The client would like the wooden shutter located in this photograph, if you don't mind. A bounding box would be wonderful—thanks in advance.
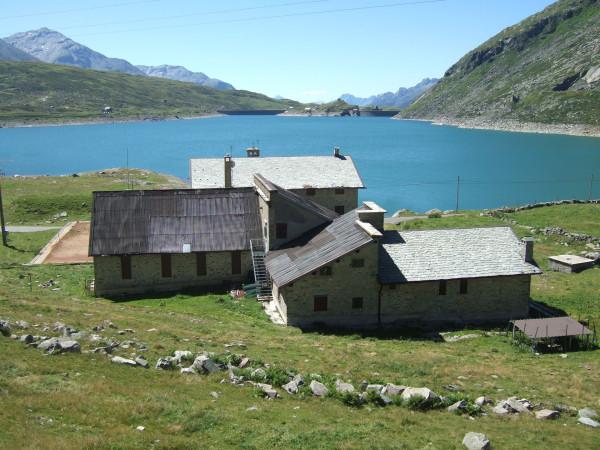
[231,251,241,275]
[161,254,172,278]
[276,223,287,239]
[196,252,207,276]
[459,279,468,294]
[314,295,328,312]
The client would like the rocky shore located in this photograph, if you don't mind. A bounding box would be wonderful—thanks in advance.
[399,117,600,138]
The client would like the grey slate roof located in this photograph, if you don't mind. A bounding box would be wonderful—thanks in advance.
[190,155,364,189]
[379,227,541,284]
[265,210,374,287]
[89,188,261,256]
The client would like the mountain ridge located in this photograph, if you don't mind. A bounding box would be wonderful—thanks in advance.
[136,64,233,90]
[0,38,38,62]
[400,0,600,126]
[341,78,438,108]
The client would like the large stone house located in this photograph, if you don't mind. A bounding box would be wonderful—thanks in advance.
[90,147,541,327]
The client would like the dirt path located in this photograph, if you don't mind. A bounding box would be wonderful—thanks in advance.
[43,222,92,264]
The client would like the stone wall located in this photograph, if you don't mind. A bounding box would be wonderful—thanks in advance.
[276,240,380,327]
[94,251,252,297]
[289,187,359,214]
[380,275,531,326]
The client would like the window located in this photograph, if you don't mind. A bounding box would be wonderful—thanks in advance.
[276,223,288,239]
[319,266,332,276]
[351,258,364,268]
[334,205,345,215]
[161,254,172,278]
[352,297,363,309]
[231,251,242,275]
[335,188,345,195]
[439,280,447,295]
[305,188,316,196]
[196,252,207,276]
[459,279,468,294]
[389,284,396,290]
[314,295,328,312]
[120,255,132,280]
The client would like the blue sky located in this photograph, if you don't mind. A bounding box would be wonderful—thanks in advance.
[2,0,556,102]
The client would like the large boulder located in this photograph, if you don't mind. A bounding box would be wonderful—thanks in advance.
[309,380,328,397]
[282,380,299,395]
[579,407,598,419]
[335,380,355,394]
[462,432,490,450]
[58,340,81,353]
[401,387,440,403]
[191,355,223,373]
[37,337,60,352]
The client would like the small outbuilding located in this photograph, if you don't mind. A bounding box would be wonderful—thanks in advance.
[548,254,595,273]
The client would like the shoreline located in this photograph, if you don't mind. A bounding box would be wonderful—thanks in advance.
[0,113,223,129]
[397,117,600,138]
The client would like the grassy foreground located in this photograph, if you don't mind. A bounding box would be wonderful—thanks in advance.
[0,177,599,449]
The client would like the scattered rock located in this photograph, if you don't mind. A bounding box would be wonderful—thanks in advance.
[155,357,174,370]
[20,334,34,344]
[381,383,405,397]
[535,409,560,420]
[292,374,305,386]
[578,417,600,428]
[366,384,384,393]
[448,400,468,413]
[443,333,480,343]
[426,208,442,218]
[246,406,258,412]
[256,383,279,399]
[173,350,193,364]
[0,319,11,336]
[493,397,531,415]
[238,357,250,369]
[58,340,81,353]
[444,384,461,392]
[335,380,355,394]
[309,380,328,397]
[462,432,490,450]
[180,367,197,375]
[191,355,223,373]
[135,356,149,368]
[111,356,137,366]
[15,320,29,330]
[475,396,492,407]
[136,426,145,432]
[579,407,598,419]
[251,368,267,380]
[282,380,299,394]
[401,387,440,403]
[210,391,220,399]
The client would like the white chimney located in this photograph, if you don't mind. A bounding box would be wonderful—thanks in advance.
[224,155,233,188]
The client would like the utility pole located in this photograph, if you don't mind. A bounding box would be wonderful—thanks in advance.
[0,172,7,247]
[589,174,595,201]
[126,147,131,190]
[455,175,461,211]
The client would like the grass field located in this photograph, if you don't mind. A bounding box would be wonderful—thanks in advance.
[0,176,599,449]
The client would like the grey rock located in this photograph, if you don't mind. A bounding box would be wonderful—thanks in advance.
[238,357,250,368]
[462,432,490,450]
[578,417,600,428]
[58,340,81,353]
[379,394,393,405]
[15,320,29,329]
[210,391,220,399]
[535,409,560,420]
[0,319,11,336]
[251,368,267,380]
[506,397,532,413]
[111,356,137,366]
[475,396,491,407]
[579,407,598,419]
[292,374,305,386]
[401,387,440,402]
[20,334,34,344]
[448,400,468,413]
[135,356,149,368]
[366,384,384,393]
[180,367,197,375]
[335,380,355,394]
[155,357,174,370]
[381,383,405,397]
[282,380,299,394]
[173,350,193,364]
[309,380,328,397]
[191,355,223,373]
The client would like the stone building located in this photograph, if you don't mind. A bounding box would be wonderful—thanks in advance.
[189,147,364,214]
[89,188,261,296]
[90,147,541,328]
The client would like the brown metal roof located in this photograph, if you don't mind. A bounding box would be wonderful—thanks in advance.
[265,210,374,287]
[89,188,261,256]
[511,317,592,339]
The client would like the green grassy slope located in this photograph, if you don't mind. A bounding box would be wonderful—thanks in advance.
[401,0,600,125]
[0,61,300,124]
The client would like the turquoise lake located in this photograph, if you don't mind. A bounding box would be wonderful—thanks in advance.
[1,116,599,212]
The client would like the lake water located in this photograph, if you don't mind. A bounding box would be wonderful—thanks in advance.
[1,116,599,212]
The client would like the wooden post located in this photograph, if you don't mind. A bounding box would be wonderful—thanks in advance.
[455,176,461,211]
[0,177,7,247]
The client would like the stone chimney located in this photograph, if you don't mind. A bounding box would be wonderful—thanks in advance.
[246,146,260,157]
[522,237,534,263]
[357,201,386,233]
[224,155,233,188]
[333,146,341,158]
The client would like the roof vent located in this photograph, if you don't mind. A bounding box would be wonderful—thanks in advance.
[224,155,233,188]
[246,146,260,157]
[333,146,341,158]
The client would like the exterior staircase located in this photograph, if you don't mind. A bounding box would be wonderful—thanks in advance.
[250,239,272,302]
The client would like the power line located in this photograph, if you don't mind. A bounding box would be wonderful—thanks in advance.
[60,0,331,31]
[72,0,447,37]
[0,0,163,21]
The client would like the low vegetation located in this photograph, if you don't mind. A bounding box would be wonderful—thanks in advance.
[0,62,301,125]
[0,175,598,448]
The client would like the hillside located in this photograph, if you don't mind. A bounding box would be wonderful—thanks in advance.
[0,61,298,124]
[0,38,37,62]
[136,65,233,90]
[341,78,438,108]
[400,0,600,127]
